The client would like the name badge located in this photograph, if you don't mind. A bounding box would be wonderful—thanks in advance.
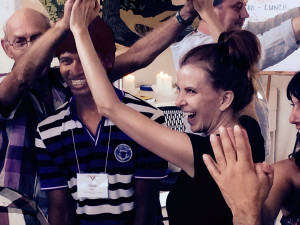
[77,173,109,198]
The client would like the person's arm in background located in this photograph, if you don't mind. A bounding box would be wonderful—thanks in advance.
[261,160,295,224]
[203,125,273,225]
[109,0,197,82]
[110,0,225,82]
[0,0,73,111]
[133,179,162,225]
[257,14,300,70]
[245,7,300,35]
[48,189,76,225]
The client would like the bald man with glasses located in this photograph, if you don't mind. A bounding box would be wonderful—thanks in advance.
[0,5,73,222]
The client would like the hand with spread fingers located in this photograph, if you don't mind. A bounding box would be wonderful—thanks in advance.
[203,125,273,225]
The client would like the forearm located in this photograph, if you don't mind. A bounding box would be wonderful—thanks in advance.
[246,7,300,35]
[0,20,69,108]
[14,19,69,81]
[110,6,197,82]
[48,189,75,225]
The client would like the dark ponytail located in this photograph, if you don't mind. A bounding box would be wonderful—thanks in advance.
[179,30,261,113]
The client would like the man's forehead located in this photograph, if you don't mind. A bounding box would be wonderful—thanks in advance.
[6,10,47,31]
[6,21,46,40]
[60,52,79,58]
[223,0,246,6]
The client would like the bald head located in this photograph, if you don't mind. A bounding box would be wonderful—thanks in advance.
[2,8,51,62]
[4,8,50,39]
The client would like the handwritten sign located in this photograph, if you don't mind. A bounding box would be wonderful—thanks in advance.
[246,0,300,22]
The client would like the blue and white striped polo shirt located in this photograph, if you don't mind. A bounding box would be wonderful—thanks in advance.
[35,88,167,224]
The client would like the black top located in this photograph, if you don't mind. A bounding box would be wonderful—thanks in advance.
[166,115,265,225]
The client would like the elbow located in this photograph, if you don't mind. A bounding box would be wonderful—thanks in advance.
[12,68,35,89]
[135,55,156,70]
[95,100,117,118]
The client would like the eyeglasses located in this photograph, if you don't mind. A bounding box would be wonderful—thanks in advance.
[6,34,42,50]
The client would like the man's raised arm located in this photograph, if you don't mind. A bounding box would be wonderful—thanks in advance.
[110,0,197,82]
[0,0,73,110]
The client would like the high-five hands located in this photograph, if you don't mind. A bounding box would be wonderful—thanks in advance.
[70,0,100,35]
[203,125,273,225]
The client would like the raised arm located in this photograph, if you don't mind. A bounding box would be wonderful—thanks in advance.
[257,15,300,70]
[110,0,225,82]
[109,0,197,82]
[70,0,195,177]
[0,0,73,110]
[245,7,300,35]
[203,125,273,225]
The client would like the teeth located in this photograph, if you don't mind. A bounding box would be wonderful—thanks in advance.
[183,112,195,117]
[71,79,86,86]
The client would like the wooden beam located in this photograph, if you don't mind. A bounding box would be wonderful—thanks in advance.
[259,71,295,101]
[259,71,295,76]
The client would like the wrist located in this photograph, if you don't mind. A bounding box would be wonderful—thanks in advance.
[55,18,69,31]
[232,209,261,225]
[178,7,197,25]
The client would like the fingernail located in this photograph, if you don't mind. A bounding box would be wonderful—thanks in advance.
[234,125,241,132]
[210,134,216,141]
[219,126,225,133]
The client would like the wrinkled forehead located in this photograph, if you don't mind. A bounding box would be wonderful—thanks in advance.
[218,0,247,7]
[5,11,48,39]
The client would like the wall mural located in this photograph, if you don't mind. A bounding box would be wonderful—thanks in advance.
[39,0,195,49]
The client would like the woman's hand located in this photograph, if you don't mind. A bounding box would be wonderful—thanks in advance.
[203,125,273,225]
[70,0,100,35]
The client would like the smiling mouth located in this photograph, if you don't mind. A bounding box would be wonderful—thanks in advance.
[183,111,196,119]
[71,79,86,86]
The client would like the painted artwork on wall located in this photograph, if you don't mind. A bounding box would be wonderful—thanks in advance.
[39,0,190,47]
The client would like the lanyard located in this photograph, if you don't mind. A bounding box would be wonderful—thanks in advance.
[71,121,112,174]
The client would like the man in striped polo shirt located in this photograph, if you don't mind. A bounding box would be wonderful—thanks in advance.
[35,16,168,225]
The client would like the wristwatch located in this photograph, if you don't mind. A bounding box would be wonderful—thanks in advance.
[175,10,193,26]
